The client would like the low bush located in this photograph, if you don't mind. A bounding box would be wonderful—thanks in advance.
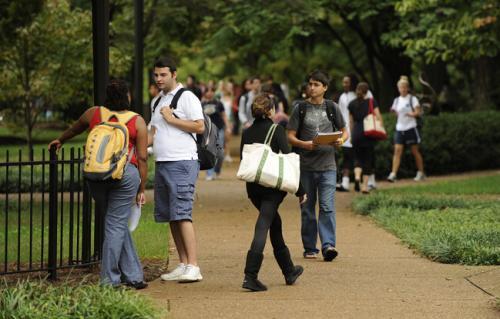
[0,280,161,319]
[363,111,500,178]
[352,176,500,265]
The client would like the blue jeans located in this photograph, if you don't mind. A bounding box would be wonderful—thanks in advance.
[206,127,225,177]
[88,164,144,286]
[300,169,337,255]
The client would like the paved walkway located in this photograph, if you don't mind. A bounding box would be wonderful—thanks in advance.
[141,163,499,319]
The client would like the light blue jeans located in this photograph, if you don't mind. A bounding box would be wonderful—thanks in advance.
[206,127,225,177]
[88,164,144,286]
[300,169,337,256]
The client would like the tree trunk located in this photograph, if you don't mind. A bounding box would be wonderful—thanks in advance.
[25,101,34,151]
[473,56,492,110]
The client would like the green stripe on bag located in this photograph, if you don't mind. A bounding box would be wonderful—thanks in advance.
[255,149,269,184]
[276,157,284,190]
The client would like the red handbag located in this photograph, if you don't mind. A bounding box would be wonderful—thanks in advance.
[363,99,387,140]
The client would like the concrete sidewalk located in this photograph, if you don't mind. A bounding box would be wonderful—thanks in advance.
[140,164,499,319]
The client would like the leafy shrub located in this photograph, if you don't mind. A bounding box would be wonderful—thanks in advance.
[0,280,161,319]
[352,192,500,265]
[351,193,474,215]
[369,111,500,177]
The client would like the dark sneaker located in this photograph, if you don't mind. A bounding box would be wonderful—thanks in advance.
[285,266,304,285]
[125,281,148,290]
[337,185,349,192]
[354,180,360,192]
[323,247,338,262]
[242,276,267,292]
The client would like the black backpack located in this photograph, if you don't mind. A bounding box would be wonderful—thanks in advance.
[153,88,223,170]
[296,99,339,134]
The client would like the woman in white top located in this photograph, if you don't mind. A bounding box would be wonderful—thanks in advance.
[220,81,235,162]
[387,76,425,182]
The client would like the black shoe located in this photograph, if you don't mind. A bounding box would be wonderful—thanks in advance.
[337,185,349,192]
[285,265,304,285]
[243,250,267,292]
[242,275,267,292]
[354,180,360,192]
[125,281,148,290]
[274,247,304,285]
[323,247,338,262]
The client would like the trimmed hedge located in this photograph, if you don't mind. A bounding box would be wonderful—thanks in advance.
[369,111,500,178]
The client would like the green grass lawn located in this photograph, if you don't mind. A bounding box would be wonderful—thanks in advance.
[0,279,162,318]
[0,199,168,268]
[352,175,500,265]
[0,126,166,268]
[383,174,500,195]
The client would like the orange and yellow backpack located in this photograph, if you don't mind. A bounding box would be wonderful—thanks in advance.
[83,107,137,181]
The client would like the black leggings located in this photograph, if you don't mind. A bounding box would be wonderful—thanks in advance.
[353,145,375,175]
[249,193,287,253]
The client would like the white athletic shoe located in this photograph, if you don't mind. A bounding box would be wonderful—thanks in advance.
[414,171,426,181]
[387,172,396,183]
[160,263,186,281]
[178,264,203,282]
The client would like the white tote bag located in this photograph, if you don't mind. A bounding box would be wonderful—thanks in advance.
[237,124,300,194]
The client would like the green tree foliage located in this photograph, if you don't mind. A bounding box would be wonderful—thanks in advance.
[0,0,131,148]
[0,0,92,148]
[386,0,500,62]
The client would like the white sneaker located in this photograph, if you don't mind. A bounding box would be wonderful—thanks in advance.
[387,172,396,183]
[224,155,233,163]
[160,263,186,281]
[205,175,215,181]
[414,171,426,181]
[178,264,203,282]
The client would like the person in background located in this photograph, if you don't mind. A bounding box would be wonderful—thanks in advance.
[240,93,306,292]
[348,82,383,194]
[238,76,261,130]
[336,74,359,191]
[186,74,202,100]
[202,85,230,180]
[220,81,235,162]
[387,76,426,182]
[48,79,148,289]
[261,83,289,127]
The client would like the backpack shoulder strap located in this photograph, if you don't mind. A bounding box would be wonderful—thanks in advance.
[100,107,137,124]
[294,101,307,139]
[152,95,162,114]
[99,107,111,122]
[408,94,414,110]
[114,111,138,124]
[325,99,339,131]
[170,88,187,110]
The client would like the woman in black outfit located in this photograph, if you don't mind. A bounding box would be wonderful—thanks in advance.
[240,94,307,292]
[348,82,383,194]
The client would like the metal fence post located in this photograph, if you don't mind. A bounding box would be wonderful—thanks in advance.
[81,177,92,264]
[48,146,58,280]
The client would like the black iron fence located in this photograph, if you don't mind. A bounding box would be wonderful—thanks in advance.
[0,147,103,279]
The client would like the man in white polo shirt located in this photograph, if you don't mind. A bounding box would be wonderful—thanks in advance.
[148,57,205,282]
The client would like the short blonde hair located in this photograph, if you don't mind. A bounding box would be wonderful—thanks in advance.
[397,75,410,87]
